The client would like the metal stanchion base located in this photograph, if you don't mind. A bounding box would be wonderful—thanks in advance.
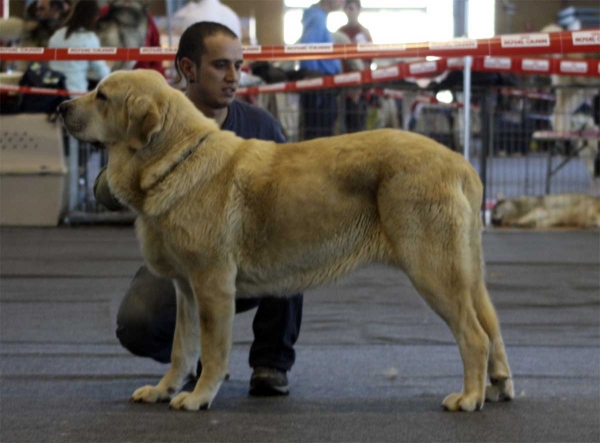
[63,211,136,225]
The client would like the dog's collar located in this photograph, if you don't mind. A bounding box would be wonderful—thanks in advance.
[144,132,212,193]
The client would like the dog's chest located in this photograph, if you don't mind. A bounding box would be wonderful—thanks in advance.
[135,218,208,278]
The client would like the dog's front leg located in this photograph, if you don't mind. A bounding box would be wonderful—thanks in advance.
[131,277,200,403]
[511,207,547,228]
[170,266,236,411]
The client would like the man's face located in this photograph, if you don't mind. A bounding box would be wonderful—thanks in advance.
[36,0,52,19]
[328,0,345,11]
[344,2,360,22]
[191,34,244,110]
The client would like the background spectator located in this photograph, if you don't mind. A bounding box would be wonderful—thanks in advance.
[24,0,67,47]
[98,0,165,76]
[173,0,242,39]
[48,0,110,93]
[298,0,344,140]
[337,0,372,133]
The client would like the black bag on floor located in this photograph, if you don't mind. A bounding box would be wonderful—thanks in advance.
[19,62,68,114]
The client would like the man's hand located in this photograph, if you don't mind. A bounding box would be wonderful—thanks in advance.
[93,167,125,211]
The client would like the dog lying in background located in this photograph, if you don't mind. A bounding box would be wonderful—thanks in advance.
[492,194,600,229]
[96,0,149,72]
[60,69,514,413]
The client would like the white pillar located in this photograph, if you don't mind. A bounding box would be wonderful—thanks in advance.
[462,0,471,162]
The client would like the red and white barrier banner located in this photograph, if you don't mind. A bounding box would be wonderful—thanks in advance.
[370,89,480,110]
[0,84,86,97]
[1,29,599,62]
[2,55,597,99]
[236,55,599,95]
[497,88,555,101]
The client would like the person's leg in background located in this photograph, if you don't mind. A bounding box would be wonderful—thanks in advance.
[302,91,338,140]
[345,88,367,133]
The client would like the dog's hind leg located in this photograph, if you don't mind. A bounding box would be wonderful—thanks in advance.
[473,279,514,402]
[469,234,514,402]
[397,235,490,411]
[383,194,492,411]
[131,277,200,403]
[170,266,236,411]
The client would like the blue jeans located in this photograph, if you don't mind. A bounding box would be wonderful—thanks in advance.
[116,266,303,372]
[301,91,338,140]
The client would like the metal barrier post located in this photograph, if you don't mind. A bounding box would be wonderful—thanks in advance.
[463,56,472,162]
[480,89,493,222]
[67,135,79,212]
[545,141,555,194]
[338,89,346,135]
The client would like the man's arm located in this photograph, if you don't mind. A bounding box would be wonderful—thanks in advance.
[93,167,125,211]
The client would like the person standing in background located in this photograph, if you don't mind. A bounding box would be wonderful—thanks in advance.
[338,0,372,46]
[98,0,166,76]
[48,0,111,212]
[24,0,67,48]
[48,0,111,93]
[298,0,344,140]
[338,0,372,133]
[173,0,242,39]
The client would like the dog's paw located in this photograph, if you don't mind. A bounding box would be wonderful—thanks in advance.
[130,385,172,403]
[169,391,211,411]
[486,377,514,402]
[442,392,484,412]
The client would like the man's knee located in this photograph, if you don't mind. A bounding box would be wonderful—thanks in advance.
[115,266,176,363]
[116,296,170,362]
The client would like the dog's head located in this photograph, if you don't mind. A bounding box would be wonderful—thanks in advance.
[59,69,168,149]
[490,199,516,226]
[60,69,221,215]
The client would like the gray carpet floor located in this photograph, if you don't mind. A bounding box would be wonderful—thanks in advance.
[1,227,599,442]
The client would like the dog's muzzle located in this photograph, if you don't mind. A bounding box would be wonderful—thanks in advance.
[57,100,72,118]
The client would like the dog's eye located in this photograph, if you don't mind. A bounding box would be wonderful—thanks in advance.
[97,91,108,101]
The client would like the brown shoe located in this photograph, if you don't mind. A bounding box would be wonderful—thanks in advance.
[249,367,289,396]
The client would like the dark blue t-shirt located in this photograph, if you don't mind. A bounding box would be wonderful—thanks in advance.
[222,99,286,143]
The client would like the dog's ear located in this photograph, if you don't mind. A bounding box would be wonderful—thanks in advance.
[126,95,161,149]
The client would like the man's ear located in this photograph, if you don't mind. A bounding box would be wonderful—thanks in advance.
[126,95,162,149]
[178,57,197,83]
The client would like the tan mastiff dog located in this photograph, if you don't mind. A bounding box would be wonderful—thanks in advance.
[492,194,600,229]
[59,69,514,412]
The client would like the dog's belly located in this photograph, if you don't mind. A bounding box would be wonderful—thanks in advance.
[234,221,389,297]
[235,253,369,297]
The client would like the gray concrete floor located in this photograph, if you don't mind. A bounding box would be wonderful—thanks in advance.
[1,227,599,442]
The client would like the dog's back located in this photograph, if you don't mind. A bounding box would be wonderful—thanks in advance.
[202,128,483,297]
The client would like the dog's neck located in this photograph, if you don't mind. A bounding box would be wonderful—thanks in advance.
[105,90,236,217]
[139,132,211,193]
[139,129,240,217]
[105,142,145,213]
